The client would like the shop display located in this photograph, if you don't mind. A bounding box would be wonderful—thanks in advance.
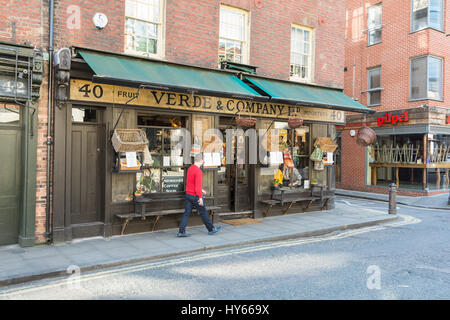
[310,146,323,162]
[111,129,149,153]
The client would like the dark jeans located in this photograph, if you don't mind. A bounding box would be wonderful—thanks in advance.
[179,194,214,234]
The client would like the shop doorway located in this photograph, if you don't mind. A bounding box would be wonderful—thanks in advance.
[217,117,252,213]
[70,107,105,225]
[0,105,22,245]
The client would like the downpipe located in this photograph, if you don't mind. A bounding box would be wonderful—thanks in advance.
[45,0,55,243]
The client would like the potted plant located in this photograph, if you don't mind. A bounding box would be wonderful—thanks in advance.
[272,179,281,190]
[311,179,318,185]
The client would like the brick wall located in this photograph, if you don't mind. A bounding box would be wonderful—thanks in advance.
[344,0,450,111]
[0,0,45,48]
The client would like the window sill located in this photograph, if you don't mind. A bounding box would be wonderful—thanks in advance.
[408,98,444,102]
[123,50,165,61]
[409,27,445,35]
[289,77,313,84]
[367,41,382,47]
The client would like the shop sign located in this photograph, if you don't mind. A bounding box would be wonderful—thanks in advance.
[69,79,346,124]
[377,112,408,126]
[0,76,28,98]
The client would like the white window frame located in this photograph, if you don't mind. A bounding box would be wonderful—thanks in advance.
[367,3,382,46]
[218,5,250,65]
[290,24,314,83]
[367,66,382,106]
[124,0,165,59]
[409,55,443,101]
[411,0,444,33]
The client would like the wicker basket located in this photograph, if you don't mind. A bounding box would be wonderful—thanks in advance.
[356,126,377,147]
[288,117,303,129]
[111,129,149,153]
[235,115,256,129]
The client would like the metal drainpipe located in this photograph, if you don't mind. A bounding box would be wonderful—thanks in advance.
[46,0,55,242]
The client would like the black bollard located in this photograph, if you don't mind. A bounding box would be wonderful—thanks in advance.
[388,183,397,214]
[447,192,450,205]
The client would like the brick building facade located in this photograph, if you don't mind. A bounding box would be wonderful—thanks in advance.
[338,0,450,196]
[0,0,354,246]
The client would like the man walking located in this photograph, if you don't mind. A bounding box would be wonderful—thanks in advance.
[177,153,222,237]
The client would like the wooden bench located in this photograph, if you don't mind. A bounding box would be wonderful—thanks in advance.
[260,185,335,216]
[116,205,221,235]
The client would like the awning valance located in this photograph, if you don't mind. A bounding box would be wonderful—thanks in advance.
[244,76,373,113]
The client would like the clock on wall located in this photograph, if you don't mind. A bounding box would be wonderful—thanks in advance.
[93,13,108,29]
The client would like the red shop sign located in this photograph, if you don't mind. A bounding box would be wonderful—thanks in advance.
[377,112,408,126]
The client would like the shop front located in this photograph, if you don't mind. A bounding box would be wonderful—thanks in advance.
[339,106,450,195]
[52,48,371,241]
[0,41,43,246]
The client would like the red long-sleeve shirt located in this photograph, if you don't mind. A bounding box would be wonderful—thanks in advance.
[185,164,203,198]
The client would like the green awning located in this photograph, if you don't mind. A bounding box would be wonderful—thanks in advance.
[245,76,373,113]
[77,49,264,100]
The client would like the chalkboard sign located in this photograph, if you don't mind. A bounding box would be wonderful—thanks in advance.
[162,176,184,193]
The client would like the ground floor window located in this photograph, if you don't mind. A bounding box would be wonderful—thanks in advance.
[258,121,311,194]
[369,133,450,190]
[136,113,187,194]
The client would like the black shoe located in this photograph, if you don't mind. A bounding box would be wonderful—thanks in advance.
[208,226,222,235]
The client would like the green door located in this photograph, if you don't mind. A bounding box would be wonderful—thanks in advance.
[0,125,22,245]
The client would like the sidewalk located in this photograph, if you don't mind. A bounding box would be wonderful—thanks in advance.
[0,203,397,287]
[336,189,450,210]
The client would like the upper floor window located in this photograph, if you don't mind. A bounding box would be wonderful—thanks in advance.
[219,5,249,64]
[367,67,382,106]
[368,4,382,45]
[290,25,313,82]
[125,0,164,58]
[410,55,443,100]
[411,0,443,32]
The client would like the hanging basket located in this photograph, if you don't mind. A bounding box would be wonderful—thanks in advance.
[235,115,256,129]
[356,125,377,147]
[111,129,149,153]
[288,117,303,129]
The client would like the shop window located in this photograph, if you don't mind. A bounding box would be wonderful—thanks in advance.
[258,121,311,194]
[136,114,186,194]
[0,104,20,124]
[125,0,164,58]
[410,55,442,101]
[367,4,382,46]
[219,5,249,65]
[426,134,450,190]
[367,67,381,106]
[290,24,313,82]
[371,134,428,189]
[411,0,443,32]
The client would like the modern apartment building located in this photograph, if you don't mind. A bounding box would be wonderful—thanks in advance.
[339,0,450,196]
